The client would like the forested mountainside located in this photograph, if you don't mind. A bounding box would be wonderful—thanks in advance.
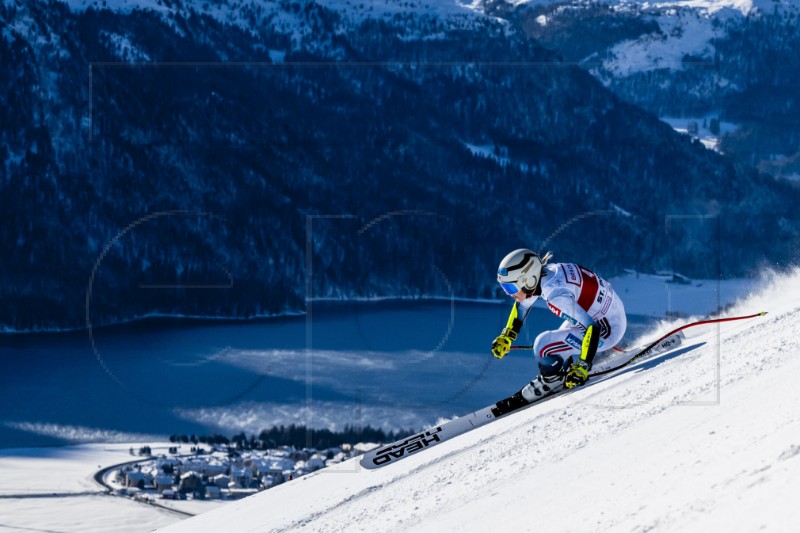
[2,0,798,330]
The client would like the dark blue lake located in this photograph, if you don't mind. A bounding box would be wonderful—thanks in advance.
[0,300,657,448]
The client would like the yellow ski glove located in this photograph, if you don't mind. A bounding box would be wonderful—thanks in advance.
[491,328,517,359]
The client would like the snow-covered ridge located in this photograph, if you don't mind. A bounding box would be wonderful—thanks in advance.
[56,0,493,29]
[600,7,723,76]
[43,0,501,55]
[504,0,800,78]
[508,0,800,16]
[58,0,479,14]
[647,0,800,16]
[156,268,800,532]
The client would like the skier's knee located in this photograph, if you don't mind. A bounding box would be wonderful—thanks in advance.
[532,331,553,358]
[538,354,568,379]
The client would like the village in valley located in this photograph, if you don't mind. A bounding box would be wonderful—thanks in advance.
[105,440,376,507]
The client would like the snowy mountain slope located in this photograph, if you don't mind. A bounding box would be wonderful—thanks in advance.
[591,0,799,78]
[487,0,800,176]
[507,0,800,15]
[57,0,494,39]
[502,0,800,76]
[157,269,800,532]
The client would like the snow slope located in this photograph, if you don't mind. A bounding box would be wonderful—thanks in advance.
[0,443,188,532]
[157,268,800,532]
[504,0,800,79]
[600,0,800,76]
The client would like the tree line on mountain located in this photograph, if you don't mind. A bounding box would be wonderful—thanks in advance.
[2,1,798,331]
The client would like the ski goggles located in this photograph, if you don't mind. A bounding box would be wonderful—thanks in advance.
[499,281,520,296]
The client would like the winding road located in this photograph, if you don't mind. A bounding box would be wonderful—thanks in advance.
[92,457,195,518]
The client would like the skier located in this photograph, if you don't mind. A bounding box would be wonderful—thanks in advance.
[492,249,627,401]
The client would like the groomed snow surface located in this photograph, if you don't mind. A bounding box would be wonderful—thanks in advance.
[158,269,800,533]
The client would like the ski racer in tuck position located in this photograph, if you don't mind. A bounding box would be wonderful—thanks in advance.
[492,249,627,401]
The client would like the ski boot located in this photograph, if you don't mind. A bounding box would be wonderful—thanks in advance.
[521,354,569,402]
[492,355,569,417]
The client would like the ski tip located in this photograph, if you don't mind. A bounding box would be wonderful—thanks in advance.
[759,311,768,317]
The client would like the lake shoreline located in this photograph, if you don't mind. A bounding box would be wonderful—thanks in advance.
[0,271,760,337]
[0,296,508,338]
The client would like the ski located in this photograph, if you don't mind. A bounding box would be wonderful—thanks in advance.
[360,312,766,470]
[360,386,565,470]
[360,330,688,470]
[588,330,685,377]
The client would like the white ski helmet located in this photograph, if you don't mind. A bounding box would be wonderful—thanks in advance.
[497,248,543,296]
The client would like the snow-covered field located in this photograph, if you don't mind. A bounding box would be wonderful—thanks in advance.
[0,443,197,532]
[156,269,800,533]
[659,116,739,151]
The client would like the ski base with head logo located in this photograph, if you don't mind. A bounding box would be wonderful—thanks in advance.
[359,389,563,470]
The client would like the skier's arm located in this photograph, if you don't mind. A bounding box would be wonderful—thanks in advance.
[504,301,528,336]
[547,294,594,329]
[491,301,533,359]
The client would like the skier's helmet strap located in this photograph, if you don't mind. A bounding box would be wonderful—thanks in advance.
[497,249,543,294]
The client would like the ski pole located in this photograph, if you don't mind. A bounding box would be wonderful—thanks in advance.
[588,311,767,376]
[509,311,766,353]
